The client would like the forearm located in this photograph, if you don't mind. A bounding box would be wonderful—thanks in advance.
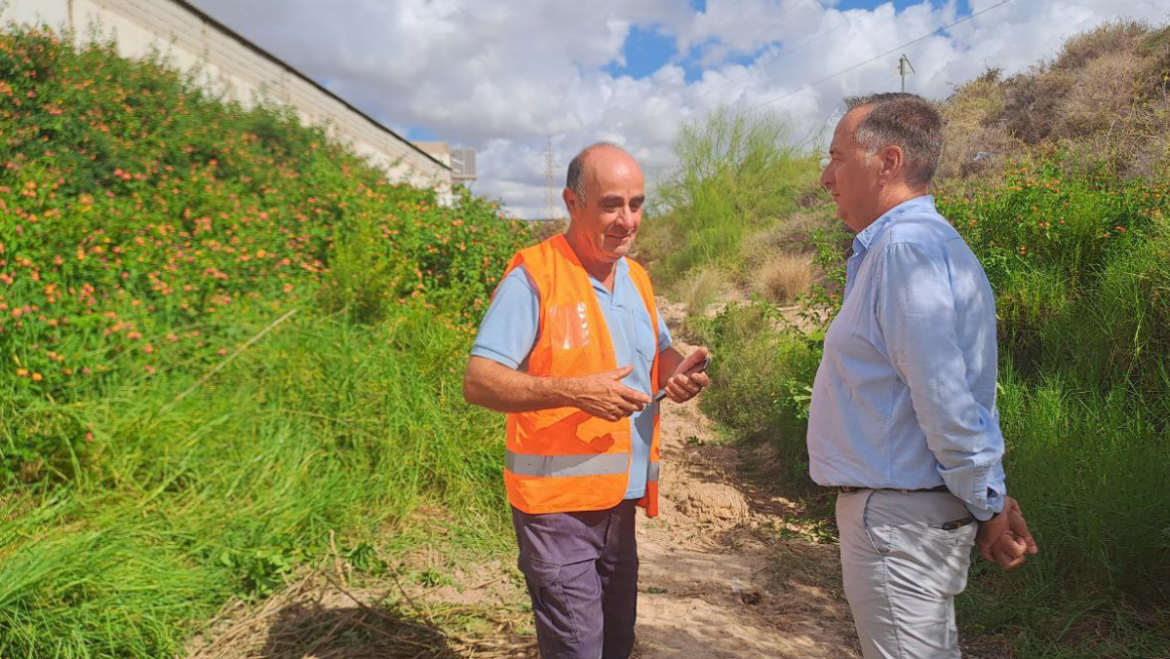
[463,356,578,413]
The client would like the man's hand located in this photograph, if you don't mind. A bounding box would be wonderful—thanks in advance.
[662,347,711,404]
[976,496,1038,570]
[570,365,653,422]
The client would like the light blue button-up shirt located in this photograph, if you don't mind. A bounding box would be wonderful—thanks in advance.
[807,195,1006,520]
[471,257,671,501]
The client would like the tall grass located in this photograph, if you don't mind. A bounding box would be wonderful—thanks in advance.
[0,26,526,656]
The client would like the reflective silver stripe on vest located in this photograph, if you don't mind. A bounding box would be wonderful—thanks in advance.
[648,461,660,482]
[505,451,629,478]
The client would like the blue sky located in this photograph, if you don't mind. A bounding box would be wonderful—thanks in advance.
[602,1,973,85]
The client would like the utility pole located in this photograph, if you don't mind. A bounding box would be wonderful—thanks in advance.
[897,54,915,93]
[543,137,561,221]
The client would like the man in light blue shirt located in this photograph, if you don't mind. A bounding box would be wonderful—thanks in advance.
[808,93,1038,659]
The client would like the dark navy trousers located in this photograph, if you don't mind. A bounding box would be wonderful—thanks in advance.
[512,500,639,659]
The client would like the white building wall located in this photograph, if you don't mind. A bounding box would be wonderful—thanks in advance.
[3,0,451,195]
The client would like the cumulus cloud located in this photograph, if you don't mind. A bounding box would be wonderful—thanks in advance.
[190,0,1170,218]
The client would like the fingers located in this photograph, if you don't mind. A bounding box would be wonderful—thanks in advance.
[665,373,703,403]
[664,382,688,403]
[608,364,635,380]
[977,515,1009,563]
[598,399,643,422]
[990,535,1028,570]
[1005,502,1039,555]
[677,346,709,373]
[617,385,652,406]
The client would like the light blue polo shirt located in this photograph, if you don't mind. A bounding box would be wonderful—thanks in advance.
[471,257,671,500]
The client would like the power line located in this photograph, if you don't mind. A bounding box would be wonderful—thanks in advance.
[741,0,1017,116]
[630,7,852,131]
[674,2,849,105]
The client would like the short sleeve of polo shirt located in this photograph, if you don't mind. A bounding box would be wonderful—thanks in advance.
[470,264,672,370]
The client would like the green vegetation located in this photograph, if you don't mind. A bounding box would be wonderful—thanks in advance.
[0,27,526,657]
[658,20,1170,658]
[638,107,822,284]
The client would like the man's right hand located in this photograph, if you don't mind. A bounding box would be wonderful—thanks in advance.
[976,496,1038,570]
[571,365,652,422]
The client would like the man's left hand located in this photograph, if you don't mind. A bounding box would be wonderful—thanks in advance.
[663,347,711,403]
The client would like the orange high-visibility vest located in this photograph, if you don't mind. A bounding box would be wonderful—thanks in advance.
[501,234,661,516]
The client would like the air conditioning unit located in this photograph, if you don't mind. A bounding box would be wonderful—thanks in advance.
[450,147,477,184]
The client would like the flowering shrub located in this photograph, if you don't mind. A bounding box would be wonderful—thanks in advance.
[0,27,527,482]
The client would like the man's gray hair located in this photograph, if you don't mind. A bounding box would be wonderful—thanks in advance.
[844,93,944,187]
[565,141,627,204]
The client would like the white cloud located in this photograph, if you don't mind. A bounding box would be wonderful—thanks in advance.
[190,0,1170,218]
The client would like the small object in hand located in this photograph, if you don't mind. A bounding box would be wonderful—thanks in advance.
[654,355,711,402]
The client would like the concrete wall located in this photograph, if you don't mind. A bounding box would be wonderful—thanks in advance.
[3,0,452,195]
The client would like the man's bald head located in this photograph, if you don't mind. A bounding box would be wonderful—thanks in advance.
[565,142,636,205]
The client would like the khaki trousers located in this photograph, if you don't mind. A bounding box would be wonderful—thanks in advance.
[836,489,978,659]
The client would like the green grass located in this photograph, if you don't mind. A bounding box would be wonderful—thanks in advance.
[0,25,526,656]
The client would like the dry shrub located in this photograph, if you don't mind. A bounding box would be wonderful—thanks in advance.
[1054,51,1143,139]
[1054,20,1150,72]
[1063,96,1170,179]
[938,70,1019,180]
[677,265,730,319]
[939,123,1021,181]
[743,212,832,264]
[752,252,813,306]
[529,219,568,243]
[938,18,1170,184]
[1002,68,1077,144]
[944,70,1006,128]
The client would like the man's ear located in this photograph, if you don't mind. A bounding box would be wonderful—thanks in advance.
[562,187,580,216]
[878,145,904,182]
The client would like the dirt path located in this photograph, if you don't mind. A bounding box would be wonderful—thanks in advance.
[188,298,859,659]
[630,298,859,658]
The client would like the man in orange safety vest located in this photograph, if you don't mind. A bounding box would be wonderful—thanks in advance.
[463,142,711,659]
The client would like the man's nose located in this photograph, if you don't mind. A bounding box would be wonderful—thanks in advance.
[616,204,636,227]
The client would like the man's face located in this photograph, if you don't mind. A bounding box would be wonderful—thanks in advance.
[820,108,883,233]
[565,147,646,263]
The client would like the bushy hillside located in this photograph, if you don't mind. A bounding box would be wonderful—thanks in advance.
[941,20,1170,181]
[0,26,527,657]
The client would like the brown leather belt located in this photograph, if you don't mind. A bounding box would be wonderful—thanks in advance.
[838,485,949,494]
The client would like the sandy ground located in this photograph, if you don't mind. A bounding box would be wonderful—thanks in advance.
[629,298,859,659]
[188,297,860,659]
